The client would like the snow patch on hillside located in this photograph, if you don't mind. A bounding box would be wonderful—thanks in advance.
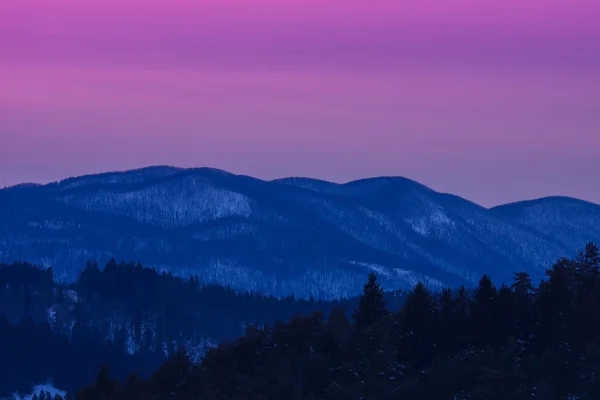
[11,384,65,400]
[194,223,258,241]
[28,220,75,230]
[407,208,455,237]
[362,208,408,241]
[350,261,392,278]
[348,261,444,290]
[58,177,252,227]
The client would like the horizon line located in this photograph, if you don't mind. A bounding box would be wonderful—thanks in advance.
[2,164,597,209]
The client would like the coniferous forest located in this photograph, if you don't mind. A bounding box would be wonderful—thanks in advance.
[3,242,600,399]
[0,259,405,397]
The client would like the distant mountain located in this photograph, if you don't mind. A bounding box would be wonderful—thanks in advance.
[0,166,598,299]
[491,197,600,251]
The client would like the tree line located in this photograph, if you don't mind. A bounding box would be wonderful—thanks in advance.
[0,259,407,397]
[8,243,600,400]
[36,242,600,399]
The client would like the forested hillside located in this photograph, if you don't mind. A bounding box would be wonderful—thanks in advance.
[3,166,599,299]
[48,242,600,400]
[0,260,407,397]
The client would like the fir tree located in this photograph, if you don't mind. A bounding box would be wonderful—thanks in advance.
[438,287,455,357]
[453,285,471,350]
[495,283,517,347]
[575,242,600,297]
[471,275,498,349]
[512,272,535,352]
[150,347,193,399]
[402,282,439,368]
[536,258,577,351]
[352,272,388,328]
[512,272,535,297]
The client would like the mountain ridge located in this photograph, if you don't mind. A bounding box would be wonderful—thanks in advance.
[1,166,598,299]
[9,165,598,208]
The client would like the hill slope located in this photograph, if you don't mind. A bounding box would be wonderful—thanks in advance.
[491,196,600,250]
[0,167,597,299]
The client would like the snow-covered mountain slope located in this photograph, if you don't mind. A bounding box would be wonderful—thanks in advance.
[0,167,597,299]
[491,197,600,250]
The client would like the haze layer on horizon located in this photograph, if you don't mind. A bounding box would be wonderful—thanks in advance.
[1,0,599,207]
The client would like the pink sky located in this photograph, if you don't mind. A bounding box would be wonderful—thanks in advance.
[1,0,599,206]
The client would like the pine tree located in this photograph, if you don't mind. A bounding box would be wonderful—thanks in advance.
[76,365,120,400]
[575,242,600,297]
[495,283,516,347]
[512,272,535,297]
[352,273,388,328]
[512,272,535,353]
[438,287,455,357]
[536,258,577,351]
[574,245,600,346]
[150,347,193,398]
[349,273,390,399]
[471,275,498,349]
[402,282,439,368]
[579,242,600,270]
[453,285,471,351]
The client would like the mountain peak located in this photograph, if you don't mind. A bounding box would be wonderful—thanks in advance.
[493,195,599,210]
[55,165,184,188]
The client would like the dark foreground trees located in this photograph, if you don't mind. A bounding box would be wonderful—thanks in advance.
[55,242,600,400]
[3,260,408,398]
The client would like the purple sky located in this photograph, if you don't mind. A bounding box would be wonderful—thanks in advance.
[1,0,599,206]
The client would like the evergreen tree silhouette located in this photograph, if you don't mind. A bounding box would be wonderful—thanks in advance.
[512,272,535,352]
[575,242,600,297]
[352,273,388,328]
[438,287,455,357]
[471,275,498,349]
[150,347,193,399]
[453,285,471,350]
[402,282,439,368]
[495,283,517,347]
[349,273,390,399]
[537,258,577,350]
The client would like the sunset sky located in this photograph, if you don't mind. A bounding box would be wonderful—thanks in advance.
[1,0,599,206]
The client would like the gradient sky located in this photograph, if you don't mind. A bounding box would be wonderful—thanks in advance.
[1,0,599,206]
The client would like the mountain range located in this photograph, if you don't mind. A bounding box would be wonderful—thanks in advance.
[1,166,599,299]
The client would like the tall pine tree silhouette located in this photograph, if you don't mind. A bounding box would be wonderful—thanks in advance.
[575,242,600,297]
[471,275,498,349]
[574,242,600,346]
[536,257,577,351]
[512,272,535,352]
[352,273,388,327]
[402,282,439,368]
[350,273,390,399]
